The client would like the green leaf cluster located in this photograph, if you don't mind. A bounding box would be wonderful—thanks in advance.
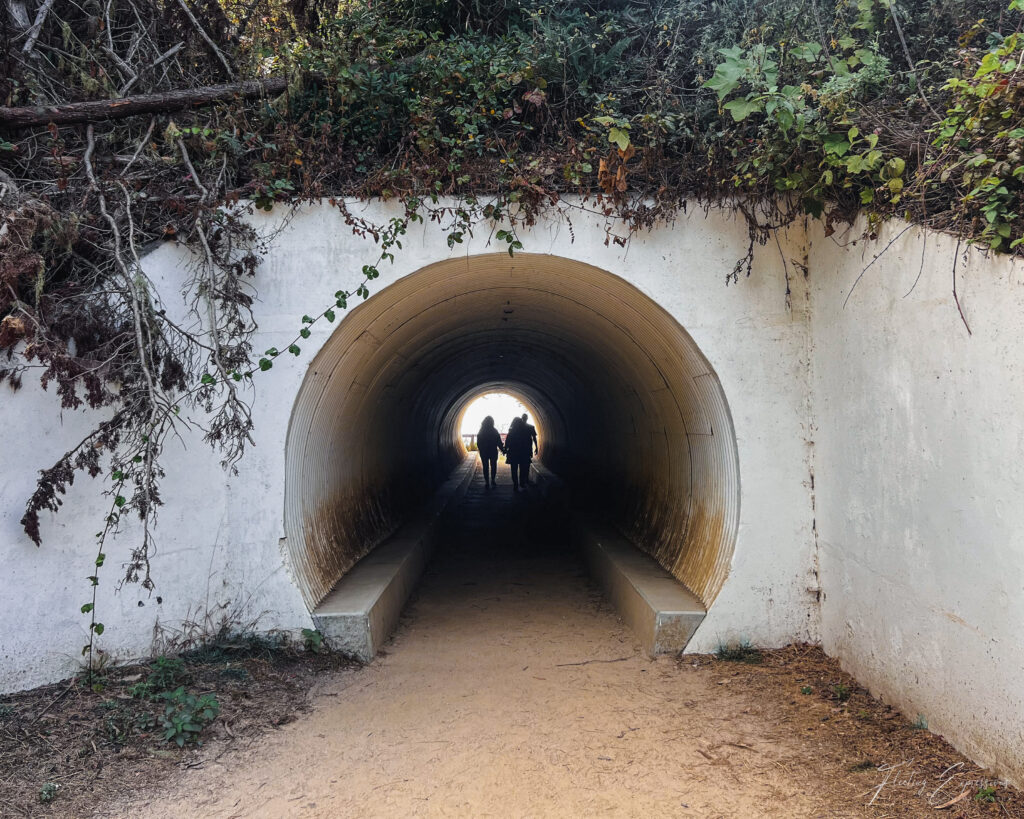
[230,0,1020,256]
[158,687,220,747]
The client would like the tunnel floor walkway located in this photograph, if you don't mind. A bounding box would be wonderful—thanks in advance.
[120,463,853,817]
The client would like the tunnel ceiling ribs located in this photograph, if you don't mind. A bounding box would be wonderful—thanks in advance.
[284,254,740,611]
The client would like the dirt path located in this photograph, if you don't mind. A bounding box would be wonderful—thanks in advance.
[109,464,1018,818]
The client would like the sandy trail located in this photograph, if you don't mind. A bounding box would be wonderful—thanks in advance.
[117,464,843,818]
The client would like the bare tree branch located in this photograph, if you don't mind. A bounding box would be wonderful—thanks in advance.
[0,77,289,128]
[173,0,234,79]
[21,0,55,55]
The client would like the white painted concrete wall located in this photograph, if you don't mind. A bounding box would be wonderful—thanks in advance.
[5,199,1021,785]
[0,200,819,691]
[808,218,1024,786]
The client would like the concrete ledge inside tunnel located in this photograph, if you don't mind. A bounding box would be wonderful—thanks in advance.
[283,253,740,632]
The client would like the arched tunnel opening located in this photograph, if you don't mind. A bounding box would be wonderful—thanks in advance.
[283,253,740,639]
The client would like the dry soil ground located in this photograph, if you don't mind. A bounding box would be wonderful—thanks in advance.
[4,462,1020,818]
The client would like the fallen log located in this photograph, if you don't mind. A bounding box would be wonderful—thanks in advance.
[0,77,291,129]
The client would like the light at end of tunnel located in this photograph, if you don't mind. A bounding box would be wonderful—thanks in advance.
[460,392,532,439]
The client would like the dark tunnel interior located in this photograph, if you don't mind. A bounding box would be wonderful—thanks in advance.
[283,254,739,611]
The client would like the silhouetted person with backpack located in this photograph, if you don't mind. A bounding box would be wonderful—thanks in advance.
[505,416,533,492]
[477,416,505,488]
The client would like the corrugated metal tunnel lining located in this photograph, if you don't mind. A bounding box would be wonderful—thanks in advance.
[283,253,739,610]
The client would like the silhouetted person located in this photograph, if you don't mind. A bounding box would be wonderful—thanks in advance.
[521,413,538,484]
[476,416,505,488]
[505,416,533,491]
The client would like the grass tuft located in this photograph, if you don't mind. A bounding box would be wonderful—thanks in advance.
[715,640,763,664]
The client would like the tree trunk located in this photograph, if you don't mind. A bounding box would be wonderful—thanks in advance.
[0,77,291,129]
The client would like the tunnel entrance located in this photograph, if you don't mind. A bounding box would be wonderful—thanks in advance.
[283,253,740,622]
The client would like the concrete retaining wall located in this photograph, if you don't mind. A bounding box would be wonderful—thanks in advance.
[0,201,818,695]
[808,218,1024,785]
[1,200,1020,785]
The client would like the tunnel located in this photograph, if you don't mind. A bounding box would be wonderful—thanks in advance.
[282,253,740,614]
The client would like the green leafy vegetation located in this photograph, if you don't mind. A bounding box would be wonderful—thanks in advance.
[1,629,353,815]
[92,654,218,745]
[158,687,221,747]
[100,698,158,745]
[38,782,59,803]
[127,656,191,700]
[301,628,325,654]
[977,785,998,802]
[831,682,852,702]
